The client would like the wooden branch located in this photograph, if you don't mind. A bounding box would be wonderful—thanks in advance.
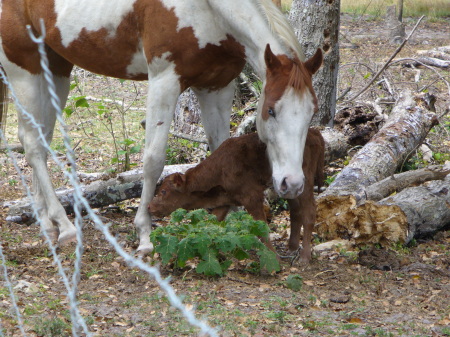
[390,58,450,98]
[413,57,450,69]
[364,165,450,201]
[345,16,425,102]
[0,143,24,153]
[4,164,196,223]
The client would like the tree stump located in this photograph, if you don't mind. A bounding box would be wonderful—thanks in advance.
[385,5,405,44]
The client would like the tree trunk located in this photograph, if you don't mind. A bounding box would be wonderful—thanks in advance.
[288,0,340,126]
[316,178,450,245]
[397,0,404,22]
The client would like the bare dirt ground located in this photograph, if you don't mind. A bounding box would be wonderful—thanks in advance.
[1,15,450,337]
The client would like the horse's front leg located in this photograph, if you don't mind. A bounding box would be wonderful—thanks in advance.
[192,81,235,151]
[134,73,181,255]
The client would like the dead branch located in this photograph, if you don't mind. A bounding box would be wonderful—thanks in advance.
[364,165,450,201]
[390,58,450,97]
[345,16,425,102]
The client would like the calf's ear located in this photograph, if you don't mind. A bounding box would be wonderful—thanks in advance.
[171,173,186,191]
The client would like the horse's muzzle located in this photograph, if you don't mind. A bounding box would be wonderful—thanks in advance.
[275,175,304,199]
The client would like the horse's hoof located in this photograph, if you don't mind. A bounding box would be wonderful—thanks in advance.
[58,228,78,245]
[41,229,59,243]
[137,243,154,257]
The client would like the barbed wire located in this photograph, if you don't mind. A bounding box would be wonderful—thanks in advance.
[0,19,218,337]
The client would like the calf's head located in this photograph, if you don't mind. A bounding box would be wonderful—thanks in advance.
[148,173,189,217]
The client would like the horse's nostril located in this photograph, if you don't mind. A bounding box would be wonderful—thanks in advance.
[281,177,288,192]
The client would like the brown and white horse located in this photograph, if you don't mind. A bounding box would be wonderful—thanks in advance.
[0,0,322,254]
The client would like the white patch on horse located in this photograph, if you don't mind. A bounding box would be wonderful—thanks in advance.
[257,87,315,198]
[146,52,176,78]
[126,40,148,77]
[54,0,137,47]
[160,0,228,48]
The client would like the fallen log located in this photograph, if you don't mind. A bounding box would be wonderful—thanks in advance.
[316,177,450,245]
[364,165,450,201]
[0,143,24,153]
[4,164,195,222]
[316,91,444,245]
[413,57,450,69]
[319,91,438,204]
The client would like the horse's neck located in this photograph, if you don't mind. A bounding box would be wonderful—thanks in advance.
[208,0,289,78]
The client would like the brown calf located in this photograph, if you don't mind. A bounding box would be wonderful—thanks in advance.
[149,128,325,263]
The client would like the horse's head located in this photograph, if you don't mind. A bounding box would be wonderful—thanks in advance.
[256,44,322,199]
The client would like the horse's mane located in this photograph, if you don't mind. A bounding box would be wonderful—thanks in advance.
[256,0,305,61]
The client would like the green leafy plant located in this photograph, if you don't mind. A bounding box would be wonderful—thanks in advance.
[150,209,280,276]
[285,274,303,291]
[63,76,143,172]
[33,317,70,337]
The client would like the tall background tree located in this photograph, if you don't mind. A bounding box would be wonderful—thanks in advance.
[288,0,340,126]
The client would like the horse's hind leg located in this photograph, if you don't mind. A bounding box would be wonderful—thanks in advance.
[192,81,235,151]
[8,62,76,244]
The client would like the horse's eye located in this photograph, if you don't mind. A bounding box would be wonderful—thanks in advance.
[161,190,167,196]
[268,107,276,118]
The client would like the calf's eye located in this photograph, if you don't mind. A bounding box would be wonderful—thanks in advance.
[268,107,276,118]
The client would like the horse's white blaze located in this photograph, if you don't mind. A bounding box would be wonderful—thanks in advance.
[54,0,137,47]
[257,87,315,199]
[160,0,228,49]
[126,41,148,77]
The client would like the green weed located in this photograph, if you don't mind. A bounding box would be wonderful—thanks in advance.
[150,209,280,276]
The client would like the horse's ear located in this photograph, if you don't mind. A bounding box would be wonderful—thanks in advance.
[304,48,323,75]
[264,44,282,70]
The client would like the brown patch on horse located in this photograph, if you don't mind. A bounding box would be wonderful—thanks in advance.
[261,45,322,120]
[2,0,245,89]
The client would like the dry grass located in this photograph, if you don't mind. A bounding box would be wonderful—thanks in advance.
[282,0,450,18]
[341,0,450,18]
